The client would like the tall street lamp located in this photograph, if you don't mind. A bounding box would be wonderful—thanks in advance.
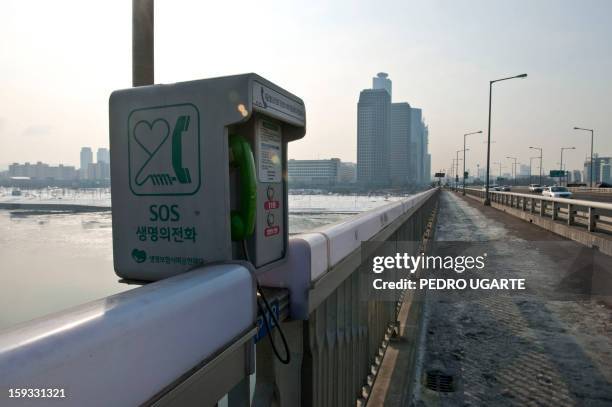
[529,156,539,185]
[560,146,575,186]
[573,127,594,187]
[506,156,518,185]
[485,73,528,205]
[456,150,466,190]
[529,146,543,185]
[463,131,482,195]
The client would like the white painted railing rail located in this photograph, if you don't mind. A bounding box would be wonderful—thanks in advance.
[0,265,256,407]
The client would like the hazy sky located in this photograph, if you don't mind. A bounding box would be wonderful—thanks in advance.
[1,0,611,176]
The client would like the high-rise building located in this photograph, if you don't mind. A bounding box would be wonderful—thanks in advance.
[390,103,411,185]
[357,88,391,186]
[97,148,110,164]
[584,155,612,184]
[357,73,430,187]
[601,164,611,184]
[80,147,93,179]
[87,162,111,181]
[339,162,357,184]
[571,170,582,183]
[372,72,392,97]
[422,124,430,183]
[410,108,424,183]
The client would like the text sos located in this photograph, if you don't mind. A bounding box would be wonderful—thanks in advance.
[149,204,180,222]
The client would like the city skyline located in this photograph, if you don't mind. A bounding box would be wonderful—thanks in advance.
[1,0,611,176]
[4,146,111,182]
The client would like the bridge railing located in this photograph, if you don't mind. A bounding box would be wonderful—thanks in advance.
[254,187,439,406]
[464,187,612,235]
[567,187,612,194]
[0,188,440,407]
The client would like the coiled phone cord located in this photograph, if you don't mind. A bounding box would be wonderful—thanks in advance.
[241,240,291,365]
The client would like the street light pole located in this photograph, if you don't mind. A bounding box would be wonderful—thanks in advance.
[463,130,482,195]
[485,73,527,205]
[529,146,543,185]
[455,150,465,191]
[529,156,539,185]
[560,146,576,186]
[574,127,595,187]
[506,156,517,185]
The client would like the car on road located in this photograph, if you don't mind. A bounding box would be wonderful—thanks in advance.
[529,184,543,192]
[542,186,572,199]
[500,185,512,191]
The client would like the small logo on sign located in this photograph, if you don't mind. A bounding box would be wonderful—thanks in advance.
[132,248,147,263]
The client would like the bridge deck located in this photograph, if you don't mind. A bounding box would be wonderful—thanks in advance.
[414,191,612,406]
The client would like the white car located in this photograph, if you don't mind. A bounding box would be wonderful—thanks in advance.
[542,186,572,198]
[529,184,543,192]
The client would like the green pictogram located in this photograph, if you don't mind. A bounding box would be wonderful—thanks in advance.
[128,103,201,196]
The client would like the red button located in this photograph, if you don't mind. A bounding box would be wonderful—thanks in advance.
[264,226,280,237]
[264,201,280,210]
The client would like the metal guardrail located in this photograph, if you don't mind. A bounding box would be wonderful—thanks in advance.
[567,187,612,194]
[0,265,257,407]
[253,188,439,406]
[0,188,440,407]
[464,188,612,235]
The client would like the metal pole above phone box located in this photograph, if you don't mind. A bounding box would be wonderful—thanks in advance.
[133,0,154,87]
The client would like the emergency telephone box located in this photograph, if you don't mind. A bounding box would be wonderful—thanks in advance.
[109,74,305,281]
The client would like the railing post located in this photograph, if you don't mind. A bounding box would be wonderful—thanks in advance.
[539,199,545,216]
[530,198,535,213]
[275,321,304,406]
[252,337,277,406]
[252,319,304,407]
[551,201,558,220]
[228,376,251,407]
[588,207,597,232]
[522,197,527,211]
[567,204,573,226]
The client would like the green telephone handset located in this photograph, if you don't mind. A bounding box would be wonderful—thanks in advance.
[229,135,257,241]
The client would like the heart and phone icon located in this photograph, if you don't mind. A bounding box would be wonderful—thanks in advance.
[132,115,193,187]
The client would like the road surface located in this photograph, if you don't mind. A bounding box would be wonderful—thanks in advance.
[414,191,612,406]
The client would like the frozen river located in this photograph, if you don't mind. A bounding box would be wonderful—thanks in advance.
[0,191,401,329]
